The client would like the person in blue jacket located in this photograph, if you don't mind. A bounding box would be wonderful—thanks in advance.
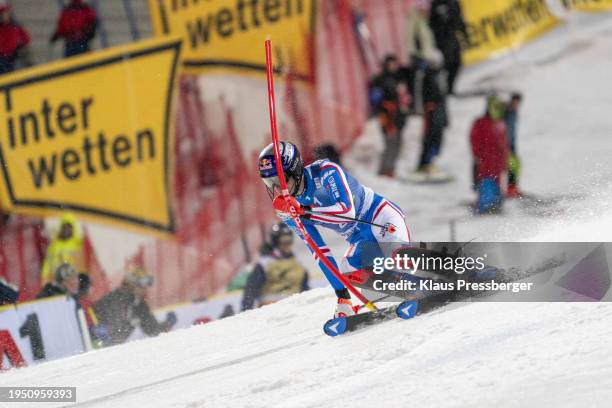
[259,141,411,317]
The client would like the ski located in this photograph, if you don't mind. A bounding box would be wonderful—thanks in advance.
[323,293,453,337]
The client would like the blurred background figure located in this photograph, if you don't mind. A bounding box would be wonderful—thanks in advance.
[505,93,524,198]
[41,213,85,286]
[0,3,31,74]
[50,0,97,58]
[241,223,309,311]
[470,94,509,214]
[314,143,342,166]
[404,0,451,182]
[428,0,468,95]
[410,49,449,181]
[94,266,176,346]
[0,277,19,305]
[37,262,80,299]
[405,0,437,70]
[368,54,409,178]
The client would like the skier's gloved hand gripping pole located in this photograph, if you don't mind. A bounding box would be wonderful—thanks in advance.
[264,39,377,312]
[273,196,395,233]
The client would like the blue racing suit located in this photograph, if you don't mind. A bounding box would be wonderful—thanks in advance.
[280,160,410,291]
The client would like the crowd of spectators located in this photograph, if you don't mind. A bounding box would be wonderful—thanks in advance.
[0,212,175,349]
[367,0,524,213]
[0,0,97,75]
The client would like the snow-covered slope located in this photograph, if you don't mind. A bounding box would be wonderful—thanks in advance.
[2,289,612,408]
[4,13,612,408]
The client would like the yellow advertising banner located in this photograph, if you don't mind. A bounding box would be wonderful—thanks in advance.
[561,0,612,11]
[461,0,559,65]
[0,37,181,233]
[148,0,315,78]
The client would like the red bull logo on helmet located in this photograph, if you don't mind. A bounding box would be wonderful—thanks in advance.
[259,158,274,171]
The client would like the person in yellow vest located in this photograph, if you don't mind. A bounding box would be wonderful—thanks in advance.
[241,223,310,310]
[41,213,85,286]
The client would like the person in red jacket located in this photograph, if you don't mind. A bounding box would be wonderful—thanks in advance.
[0,4,31,74]
[50,0,97,58]
[470,94,509,213]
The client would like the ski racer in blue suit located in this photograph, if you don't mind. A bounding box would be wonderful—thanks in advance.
[259,141,411,317]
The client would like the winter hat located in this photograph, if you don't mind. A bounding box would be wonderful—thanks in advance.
[486,94,505,120]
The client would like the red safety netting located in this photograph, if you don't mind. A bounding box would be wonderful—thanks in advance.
[2,0,414,308]
[133,0,413,307]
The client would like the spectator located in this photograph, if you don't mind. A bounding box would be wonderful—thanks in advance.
[405,0,438,70]
[470,95,509,214]
[368,54,409,178]
[314,143,342,166]
[41,213,85,286]
[405,51,450,181]
[75,272,96,324]
[504,93,524,198]
[50,0,97,58]
[0,4,31,75]
[37,262,104,346]
[242,223,309,311]
[428,0,468,95]
[37,263,80,299]
[94,266,176,346]
[0,277,19,305]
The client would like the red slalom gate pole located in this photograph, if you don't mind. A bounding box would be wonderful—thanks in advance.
[264,39,376,312]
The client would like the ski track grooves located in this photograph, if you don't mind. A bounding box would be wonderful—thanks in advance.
[60,337,319,407]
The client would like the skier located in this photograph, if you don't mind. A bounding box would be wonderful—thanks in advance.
[259,141,411,317]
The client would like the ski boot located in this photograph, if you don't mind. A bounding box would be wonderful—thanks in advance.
[334,298,357,318]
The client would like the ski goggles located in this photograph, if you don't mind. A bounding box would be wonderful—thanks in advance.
[262,175,300,197]
[262,175,283,193]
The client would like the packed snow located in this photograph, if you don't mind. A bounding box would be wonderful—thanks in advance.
[3,12,612,408]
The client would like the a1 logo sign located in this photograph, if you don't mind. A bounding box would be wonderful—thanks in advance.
[0,330,26,371]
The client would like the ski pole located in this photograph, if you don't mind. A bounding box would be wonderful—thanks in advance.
[265,39,377,312]
[303,211,397,233]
